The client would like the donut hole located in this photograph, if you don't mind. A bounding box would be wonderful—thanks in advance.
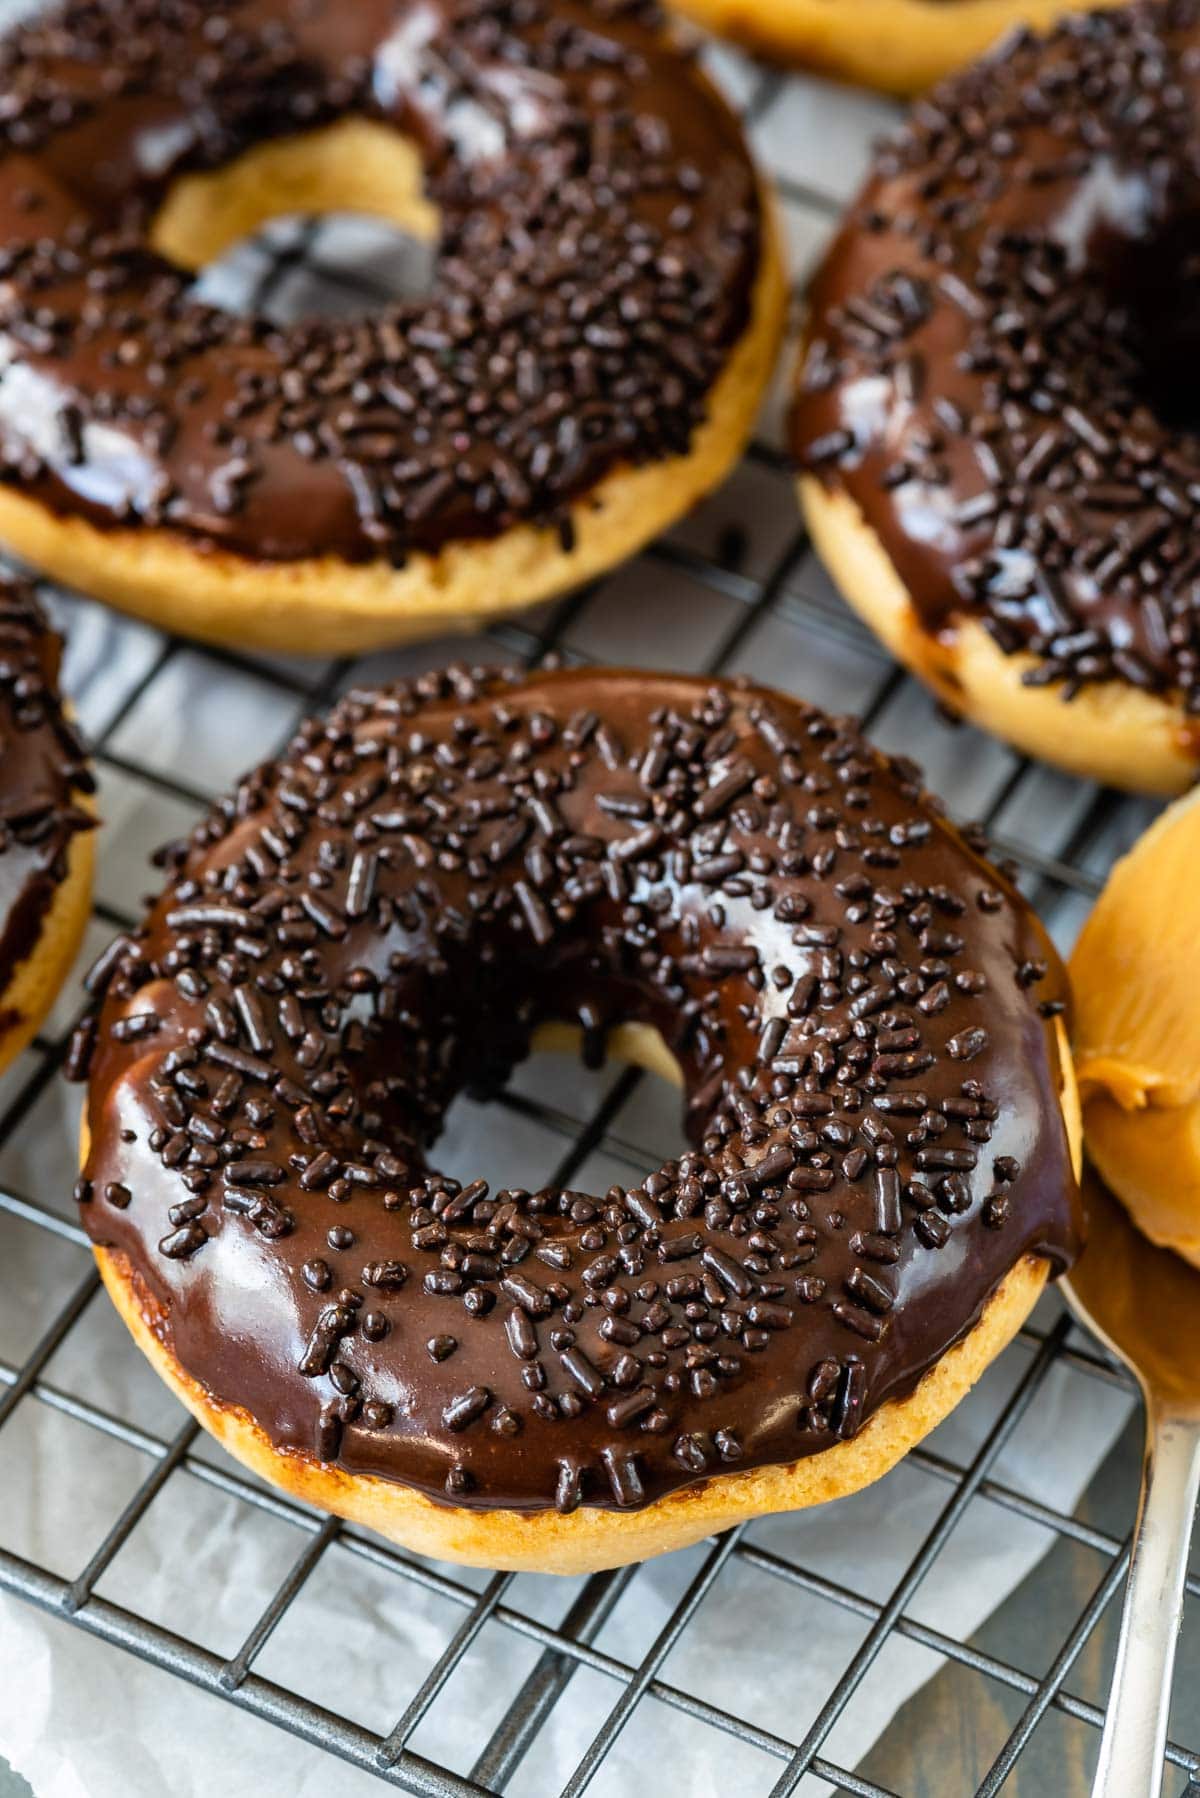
[1107,213,1200,433]
[150,118,439,323]
[439,1022,687,1191]
[532,1019,686,1092]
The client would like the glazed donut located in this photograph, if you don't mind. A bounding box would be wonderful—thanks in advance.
[74,665,1081,1574]
[0,1,784,657]
[0,574,93,1077]
[670,0,1126,95]
[793,1,1200,794]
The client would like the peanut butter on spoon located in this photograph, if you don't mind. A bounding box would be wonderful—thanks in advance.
[1071,787,1200,1266]
[1065,792,1200,1796]
[1063,1169,1200,1798]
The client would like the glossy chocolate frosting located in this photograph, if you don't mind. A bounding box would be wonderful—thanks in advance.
[0,574,91,1019]
[76,667,1080,1514]
[794,0,1200,707]
[0,0,761,564]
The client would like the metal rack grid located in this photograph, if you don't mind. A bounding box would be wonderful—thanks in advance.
[0,28,1193,1798]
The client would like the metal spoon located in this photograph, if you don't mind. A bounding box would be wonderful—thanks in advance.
[1063,1167,1200,1797]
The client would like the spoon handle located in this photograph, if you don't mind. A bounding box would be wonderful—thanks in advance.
[1093,1406,1200,1798]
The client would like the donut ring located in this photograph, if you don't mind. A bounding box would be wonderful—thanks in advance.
[76,666,1080,1573]
[793,0,1200,793]
[671,0,1126,95]
[0,0,784,655]
[0,575,93,1077]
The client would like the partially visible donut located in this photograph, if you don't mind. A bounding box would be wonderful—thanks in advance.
[793,1,1200,792]
[0,0,784,655]
[0,574,93,1076]
[75,665,1080,1573]
[670,0,1126,95]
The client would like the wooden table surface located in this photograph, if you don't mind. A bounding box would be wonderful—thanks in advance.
[843,1408,1200,1797]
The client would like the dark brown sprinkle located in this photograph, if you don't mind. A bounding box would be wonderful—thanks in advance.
[77,665,1073,1515]
[555,1457,585,1515]
[505,1307,538,1360]
[915,1211,952,1249]
[701,1245,754,1298]
[346,850,378,920]
[316,1404,343,1463]
[443,1386,492,1432]
[873,1167,901,1234]
[64,1013,98,1082]
[739,1144,795,1189]
[560,1346,605,1400]
[166,904,257,933]
[206,1041,274,1082]
[832,1301,883,1342]
[607,1385,657,1427]
[297,1303,356,1377]
[702,944,759,976]
[300,1151,338,1192]
[362,1260,408,1290]
[832,1360,866,1439]
[673,1432,709,1473]
[600,1314,641,1346]
[84,934,133,997]
[658,1229,703,1262]
[158,1222,206,1260]
[982,1189,1011,1228]
[601,1447,646,1507]
[845,1269,894,1314]
[501,1271,553,1317]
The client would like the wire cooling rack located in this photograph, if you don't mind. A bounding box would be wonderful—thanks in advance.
[0,26,1195,1798]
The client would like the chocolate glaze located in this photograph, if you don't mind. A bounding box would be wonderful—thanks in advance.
[0,0,761,565]
[793,0,1200,708]
[76,667,1080,1514]
[0,574,91,1015]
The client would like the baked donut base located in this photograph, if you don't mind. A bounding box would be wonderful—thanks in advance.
[93,1241,1048,1573]
[83,1018,1080,1574]
[673,0,1127,95]
[0,821,93,1079]
[0,118,787,657]
[801,478,1200,796]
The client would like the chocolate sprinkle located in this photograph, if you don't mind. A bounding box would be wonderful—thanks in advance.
[79,667,1078,1514]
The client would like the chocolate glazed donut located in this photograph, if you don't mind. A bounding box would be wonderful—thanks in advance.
[794,0,1200,794]
[74,667,1081,1573]
[0,0,784,654]
[0,574,93,1075]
